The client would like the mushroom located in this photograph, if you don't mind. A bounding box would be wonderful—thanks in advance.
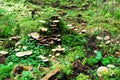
[24,51,32,56]
[97,66,108,77]
[16,51,32,57]
[9,36,21,41]
[15,42,21,47]
[38,55,47,60]
[51,20,59,23]
[30,32,40,39]
[67,24,73,27]
[0,51,8,55]
[81,29,87,33]
[42,59,49,62]
[55,53,60,57]
[104,36,110,40]
[50,24,57,27]
[39,20,46,23]
[107,64,115,69]
[105,40,111,44]
[52,45,65,52]
[38,55,49,62]
[39,27,48,32]
[96,36,103,40]
[16,52,25,57]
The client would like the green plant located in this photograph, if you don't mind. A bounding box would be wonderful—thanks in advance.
[0,62,14,80]
[86,56,98,66]
[76,73,90,80]
[101,56,113,65]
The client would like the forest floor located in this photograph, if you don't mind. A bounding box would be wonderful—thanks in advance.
[0,0,120,80]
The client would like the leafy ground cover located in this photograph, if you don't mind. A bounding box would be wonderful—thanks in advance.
[0,0,120,80]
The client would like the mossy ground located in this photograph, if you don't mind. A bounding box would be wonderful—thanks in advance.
[0,0,120,80]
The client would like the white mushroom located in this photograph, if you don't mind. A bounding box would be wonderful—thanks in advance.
[0,51,8,55]
[52,20,59,23]
[97,66,108,77]
[39,20,46,23]
[16,52,25,57]
[107,64,115,69]
[52,45,65,52]
[67,24,72,27]
[55,53,60,57]
[104,36,110,40]
[39,27,48,32]
[105,40,111,44]
[96,36,103,40]
[30,32,40,39]
[38,55,46,60]
[81,29,87,33]
[24,51,32,55]
[42,59,49,62]
[16,51,32,57]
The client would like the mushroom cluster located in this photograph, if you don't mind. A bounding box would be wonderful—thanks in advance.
[67,23,87,34]
[29,15,62,46]
[52,45,65,57]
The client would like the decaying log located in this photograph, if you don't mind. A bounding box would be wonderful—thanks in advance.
[41,68,60,80]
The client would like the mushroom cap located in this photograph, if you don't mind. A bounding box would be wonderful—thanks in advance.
[107,64,115,68]
[104,36,110,40]
[30,32,40,39]
[16,52,25,57]
[52,49,57,52]
[24,51,32,55]
[97,66,108,77]
[0,51,8,55]
[39,20,46,23]
[16,51,32,57]
[67,24,72,27]
[55,53,60,56]
[81,29,87,33]
[39,27,48,32]
[52,20,60,23]
[96,36,103,40]
[52,45,65,52]
[15,42,21,46]
[42,59,49,62]
[38,55,46,60]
